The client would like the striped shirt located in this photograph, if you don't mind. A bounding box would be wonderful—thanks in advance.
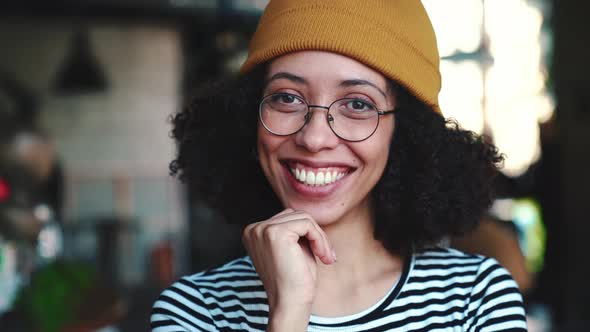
[151,247,527,331]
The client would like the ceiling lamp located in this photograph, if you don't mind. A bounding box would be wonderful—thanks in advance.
[53,30,108,95]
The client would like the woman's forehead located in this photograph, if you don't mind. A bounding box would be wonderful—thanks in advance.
[266,51,388,89]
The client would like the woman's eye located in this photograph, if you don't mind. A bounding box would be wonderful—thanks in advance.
[352,100,365,109]
[272,94,300,104]
[347,99,374,111]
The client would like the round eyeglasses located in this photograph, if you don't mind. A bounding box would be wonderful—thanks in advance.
[259,93,396,142]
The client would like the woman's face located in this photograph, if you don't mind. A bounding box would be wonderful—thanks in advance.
[257,51,396,225]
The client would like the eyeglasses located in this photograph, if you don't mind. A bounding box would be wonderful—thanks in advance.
[259,93,396,142]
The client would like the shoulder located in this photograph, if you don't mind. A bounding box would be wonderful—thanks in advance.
[412,246,522,283]
[150,256,268,331]
[408,247,527,331]
[409,246,492,286]
[404,246,495,302]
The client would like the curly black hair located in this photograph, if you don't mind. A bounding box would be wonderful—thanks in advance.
[170,65,504,255]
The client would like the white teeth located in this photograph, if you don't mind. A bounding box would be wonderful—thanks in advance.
[291,166,349,186]
[306,171,315,185]
[325,172,332,184]
[315,172,325,186]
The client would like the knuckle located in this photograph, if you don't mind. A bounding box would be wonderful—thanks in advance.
[262,224,280,241]
[300,212,315,223]
[243,223,254,234]
[303,217,318,230]
[243,222,264,241]
[243,223,257,237]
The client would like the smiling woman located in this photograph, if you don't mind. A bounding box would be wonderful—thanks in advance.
[256,52,396,227]
[151,0,528,331]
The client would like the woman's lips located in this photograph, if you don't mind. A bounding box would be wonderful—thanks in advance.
[281,160,354,198]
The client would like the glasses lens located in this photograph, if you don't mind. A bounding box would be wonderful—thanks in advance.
[329,99,379,141]
[260,93,308,135]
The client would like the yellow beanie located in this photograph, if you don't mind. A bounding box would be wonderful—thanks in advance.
[240,0,442,113]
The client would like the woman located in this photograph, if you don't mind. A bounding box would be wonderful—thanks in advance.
[151,0,527,331]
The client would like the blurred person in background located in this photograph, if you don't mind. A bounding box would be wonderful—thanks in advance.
[0,72,124,332]
[151,0,527,331]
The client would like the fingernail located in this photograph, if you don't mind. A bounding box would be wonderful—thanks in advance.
[331,249,337,262]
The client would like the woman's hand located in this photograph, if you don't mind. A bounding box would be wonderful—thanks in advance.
[242,208,336,331]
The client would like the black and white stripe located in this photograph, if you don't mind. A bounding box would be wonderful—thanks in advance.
[151,247,527,331]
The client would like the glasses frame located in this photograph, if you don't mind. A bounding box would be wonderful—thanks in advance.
[259,92,396,142]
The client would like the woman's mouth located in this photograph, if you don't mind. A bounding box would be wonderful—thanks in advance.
[289,166,349,186]
[280,160,355,197]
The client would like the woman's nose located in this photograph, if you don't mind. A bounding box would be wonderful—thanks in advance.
[294,108,339,152]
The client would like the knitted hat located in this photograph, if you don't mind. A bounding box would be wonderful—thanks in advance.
[240,0,442,113]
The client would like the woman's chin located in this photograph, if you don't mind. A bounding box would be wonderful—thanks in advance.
[283,201,344,226]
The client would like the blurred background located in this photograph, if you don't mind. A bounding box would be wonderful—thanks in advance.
[0,0,587,331]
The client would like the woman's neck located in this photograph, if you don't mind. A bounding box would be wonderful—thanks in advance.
[311,199,404,317]
[317,198,402,284]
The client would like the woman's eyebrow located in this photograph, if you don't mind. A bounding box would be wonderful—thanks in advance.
[339,79,387,99]
[266,72,308,85]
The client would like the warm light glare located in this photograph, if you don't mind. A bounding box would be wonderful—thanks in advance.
[535,93,555,124]
[425,0,553,177]
[490,198,515,221]
[484,0,553,176]
[422,0,483,57]
[484,0,544,57]
[439,60,484,134]
[486,98,543,176]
